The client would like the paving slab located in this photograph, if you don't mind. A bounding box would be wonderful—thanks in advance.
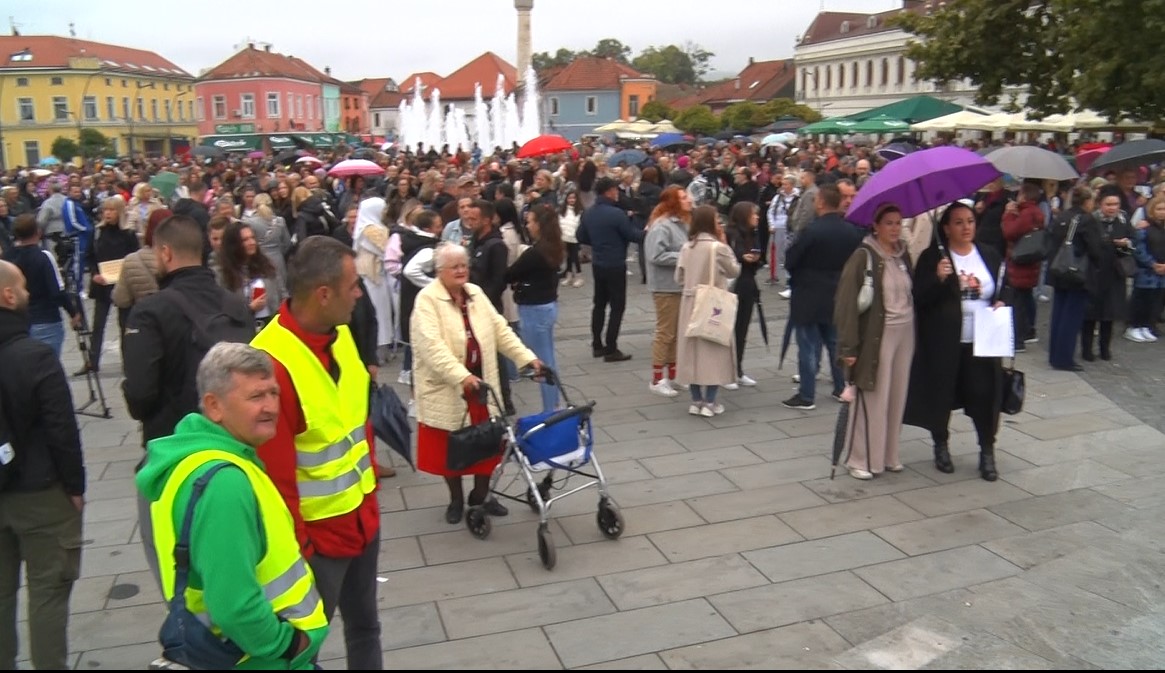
[544,598,735,668]
[555,500,705,545]
[647,515,802,562]
[872,509,1027,556]
[779,495,925,540]
[686,482,827,523]
[438,578,615,639]
[891,478,1031,517]
[801,469,938,504]
[597,554,769,610]
[660,620,853,669]
[720,455,833,489]
[576,654,669,670]
[387,627,562,669]
[378,557,518,608]
[987,488,1131,531]
[640,445,763,478]
[999,459,1132,496]
[981,521,1130,570]
[853,545,1022,601]
[709,570,888,633]
[506,534,667,588]
[742,531,907,584]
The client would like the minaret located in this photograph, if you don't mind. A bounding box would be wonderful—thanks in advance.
[515,0,534,75]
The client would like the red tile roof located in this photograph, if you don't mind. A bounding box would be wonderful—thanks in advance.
[200,45,323,83]
[0,34,191,78]
[353,77,392,98]
[670,59,796,109]
[544,57,649,91]
[799,3,934,47]
[371,90,406,109]
[435,52,517,100]
[402,72,442,93]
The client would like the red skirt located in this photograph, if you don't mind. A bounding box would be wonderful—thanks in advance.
[417,396,501,477]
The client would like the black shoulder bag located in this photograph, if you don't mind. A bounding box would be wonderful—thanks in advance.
[1049,216,1089,287]
[446,385,509,472]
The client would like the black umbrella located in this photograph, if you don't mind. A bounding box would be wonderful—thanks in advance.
[192,145,224,159]
[777,319,793,370]
[755,293,771,352]
[370,383,414,470]
[1088,139,1165,172]
[830,396,852,480]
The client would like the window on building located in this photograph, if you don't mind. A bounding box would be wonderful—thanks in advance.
[163,83,169,91]
[266,92,280,117]
[122,97,130,120]
[851,62,858,88]
[629,94,640,118]
[297,95,303,119]
[881,59,889,86]
[585,96,597,115]
[104,78,111,86]
[307,95,313,120]
[196,97,205,121]
[121,79,127,87]
[50,76,63,86]
[83,96,98,120]
[316,97,322,120]
[549,97,559,116]
[106,96,115,120]
[24,141,40,167]
[188,100,194,120]
[824,66,831,90]
[53,96,68,121]
[212,95,226,119]
[838,64,845,89]
[137,96,145,120]
[15,77,27,87]
[287,93,294,120]
[165,99,172,122]
[344,98,350,110]
[240,93,255,119]
[151,98,159,121]
[897,56,905,85]
[866,61,873,87]
[17,98,34,122]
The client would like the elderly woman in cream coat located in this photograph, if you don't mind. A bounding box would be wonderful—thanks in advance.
[411,243,543,524]
[674,205,741,417]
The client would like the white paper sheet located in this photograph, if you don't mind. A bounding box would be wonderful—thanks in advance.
[973,306,1015,358]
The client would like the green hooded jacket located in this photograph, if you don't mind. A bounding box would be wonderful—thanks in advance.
[136,413,328,670]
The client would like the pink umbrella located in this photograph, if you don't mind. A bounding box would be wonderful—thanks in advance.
[327,159,384,178]
[295,155,322,166]
[247,150,265,159]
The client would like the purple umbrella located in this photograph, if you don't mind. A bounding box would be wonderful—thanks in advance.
[846,146,1001,226]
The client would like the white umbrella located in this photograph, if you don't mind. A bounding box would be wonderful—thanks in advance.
[986,145,1078,181]
[594,119,628,133]
[910,109,991,133]
[648,120,681,135]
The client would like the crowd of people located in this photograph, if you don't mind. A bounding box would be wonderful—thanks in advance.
[0,128,1163,668]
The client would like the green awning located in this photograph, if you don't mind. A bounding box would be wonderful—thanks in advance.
[198,135,261,151]
[848,114,912,134]
[798,117,859,135]
[267,135,296,150]
[847,95,964,125]
[291,134,316,148]
[341,133,362,146]
[312,133,335,148]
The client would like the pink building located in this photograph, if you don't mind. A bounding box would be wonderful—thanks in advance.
[195,43,333,151]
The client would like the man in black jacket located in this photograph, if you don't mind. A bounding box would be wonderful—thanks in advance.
[0,259,84,670]
[783,184,864,410]
[172,181,212,263]
[578,178,643,362]
[466,199,516,416]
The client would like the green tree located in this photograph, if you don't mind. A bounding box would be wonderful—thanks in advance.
[894,0,1165,122]
[673,104,720,136]
[639,100,675,123]
[532,48,576,73]
[631,42,715,85]
[50,136,79,163]
[78,128,113,159]
[720,102,771,131]
[589,38,632,64]
[762,98,822,123]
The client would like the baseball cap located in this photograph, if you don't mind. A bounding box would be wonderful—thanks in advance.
[457,175,477,187]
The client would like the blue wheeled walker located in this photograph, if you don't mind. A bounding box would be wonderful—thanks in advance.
[464,368,623,569]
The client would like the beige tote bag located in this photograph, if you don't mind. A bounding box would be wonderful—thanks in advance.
[684,241,738,346]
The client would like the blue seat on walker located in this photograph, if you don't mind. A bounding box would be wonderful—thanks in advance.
[514,408,593,470]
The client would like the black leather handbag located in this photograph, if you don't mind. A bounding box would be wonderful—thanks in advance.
[1050,216,1089,287]
[1001,361,1025,415]
[446,387,508,472]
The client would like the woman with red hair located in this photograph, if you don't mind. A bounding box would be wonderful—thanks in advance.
[644,185,694,397]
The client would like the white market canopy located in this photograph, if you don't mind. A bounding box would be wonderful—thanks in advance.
[912,109,1151,133]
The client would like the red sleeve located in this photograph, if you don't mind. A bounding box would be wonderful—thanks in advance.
[255,360,313,557]
[1002,210,1025,244]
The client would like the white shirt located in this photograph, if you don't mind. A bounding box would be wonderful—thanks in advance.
[950,247,995,343]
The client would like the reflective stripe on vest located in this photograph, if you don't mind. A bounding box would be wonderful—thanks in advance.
[252,320,375,521]
[150,450,328,637]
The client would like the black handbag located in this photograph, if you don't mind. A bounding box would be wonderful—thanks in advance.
[1001,360,1025,415]
[1011,229,1051,265]
[159,463,247,670]
[446,388,507,472]
[1050,216,1089,287]
[1116,253,1137,278]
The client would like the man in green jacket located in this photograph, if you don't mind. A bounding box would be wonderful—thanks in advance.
[136,342,329,670]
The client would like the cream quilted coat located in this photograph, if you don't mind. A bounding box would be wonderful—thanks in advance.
[411,280,537,431]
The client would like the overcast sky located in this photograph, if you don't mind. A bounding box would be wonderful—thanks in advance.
[12,0,898,81]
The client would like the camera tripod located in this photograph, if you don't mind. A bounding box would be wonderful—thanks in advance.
[59,246,112,419]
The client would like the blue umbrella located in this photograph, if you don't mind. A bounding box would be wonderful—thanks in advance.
[650,133,689,149]
[875,142,917,162]
[696,137,717,146]
[40,156,61,166]
[609,149,647,166]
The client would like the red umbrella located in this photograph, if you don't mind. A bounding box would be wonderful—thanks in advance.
[1076,143,1111,174]
[517,134,572,159]
[327,159,385,178]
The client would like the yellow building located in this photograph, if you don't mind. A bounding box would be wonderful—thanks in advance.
[0,35,199,168]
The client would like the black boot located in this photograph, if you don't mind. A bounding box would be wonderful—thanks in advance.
[1080,321,1096,362]
[979,447,998,482]
[934,442,954,474]
[1098,321,1113,361]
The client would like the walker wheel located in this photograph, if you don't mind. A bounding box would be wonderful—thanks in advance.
[466,506,491,540]
[537,523,557,570]
[596,498,624,539]
[525,476,554,513]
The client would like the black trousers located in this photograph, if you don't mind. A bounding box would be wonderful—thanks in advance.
[591,265,628,352]
[564,242,582,274]
[89,298,128,370]
[733,275,758,376]
[930,343,1001,450]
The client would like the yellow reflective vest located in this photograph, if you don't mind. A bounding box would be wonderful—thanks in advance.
[252,320,374,521]
[151,450,327,638]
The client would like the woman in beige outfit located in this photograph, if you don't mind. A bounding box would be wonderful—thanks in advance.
[835,204,915,479]
[124,182,162,242]
[674,205,741,417]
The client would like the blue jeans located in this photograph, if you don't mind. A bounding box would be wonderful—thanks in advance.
[501,321,521,382]
[517,304,559,412]
[689,385,719,404]
[29,321,65,359]
[795,322,844,401]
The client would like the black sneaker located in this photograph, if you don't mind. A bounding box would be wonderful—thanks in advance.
[782,394,816,410]
[445,500,464,524]
[603,349,632,362]
[592,345,606,358]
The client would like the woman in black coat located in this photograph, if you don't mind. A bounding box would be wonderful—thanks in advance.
[80,195,139,375]
[725,201,763,387]
[903,202,1010,482]
[1047,186,1106,370]
[1082,186,1137,360]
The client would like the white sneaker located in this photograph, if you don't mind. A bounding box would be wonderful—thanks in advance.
[407,399,416,418]
[398,369,412,385]
[792,373,800,383]
[722,382,740,391]
[560,276,571,286]
[848,467,874,480]
[706,402,725,415]
[664,378,683,393]
[688,404,703,416]
[699,405,715,417]
[737,374,757,387]
[778,288,792,299]
[571,277,584,288]
[649,380,679,398]
[1140,328,1158,343]
[1125,327,1147,343]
